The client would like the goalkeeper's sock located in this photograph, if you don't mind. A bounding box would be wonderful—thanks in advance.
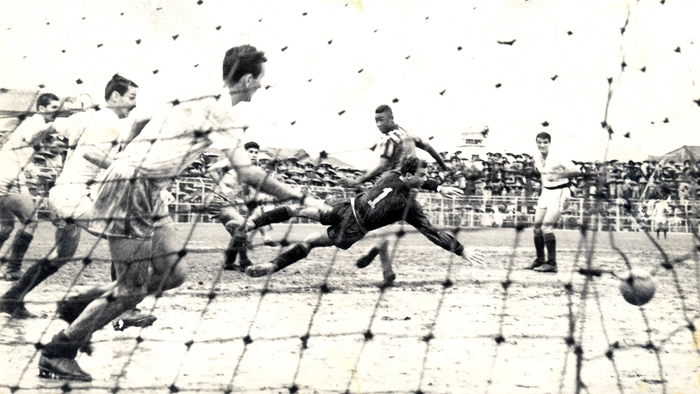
[252,206,293,229]
[272,244,310,271]
[0,230,11,251]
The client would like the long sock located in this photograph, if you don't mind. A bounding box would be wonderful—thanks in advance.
[227,234,251,267]
[544,233,556,264]
[0,231,10,251]
[534,234,545,262]
[273,244,309,271]
[224,237,238,266]
[56,287,105,324]
[1,260,58,301]
[238,237,251,266]
[41,331,83,359]
[8,231,33,268]
[252,206,292,229]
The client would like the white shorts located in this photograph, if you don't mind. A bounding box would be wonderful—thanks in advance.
[49,184,93,224]
[537,186,571,212]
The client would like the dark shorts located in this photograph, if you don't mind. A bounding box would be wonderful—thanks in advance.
[88,162,171,239]
[323,200,366,250]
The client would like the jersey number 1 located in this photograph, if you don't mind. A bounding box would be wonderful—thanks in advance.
[368,188,393,210]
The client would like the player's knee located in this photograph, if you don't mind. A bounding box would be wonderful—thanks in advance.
[0,222,14,238]
[22,219,38,233]
[166,263,187,289]
[116,282,148,307]
[218,208,241,224]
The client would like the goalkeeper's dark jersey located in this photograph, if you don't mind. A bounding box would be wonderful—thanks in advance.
[353,171,464,256]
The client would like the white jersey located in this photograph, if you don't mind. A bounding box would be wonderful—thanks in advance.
[115,93,244,179]
[653,200,669,221]
[53,110,92,144]
[534,151,573,189]
[0,114,53,194]
[55,109,126,187]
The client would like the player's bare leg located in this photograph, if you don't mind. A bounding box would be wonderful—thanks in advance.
[39,238,151,381]
[112,221,186,331]
[57,223,184,330]
[246,232,335,277]
[148,221,187,294]
[0,194,39,281]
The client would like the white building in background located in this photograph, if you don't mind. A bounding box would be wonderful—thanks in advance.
[455,125,489,161]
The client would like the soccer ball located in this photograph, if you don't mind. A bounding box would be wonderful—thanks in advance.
[619,268,656,306]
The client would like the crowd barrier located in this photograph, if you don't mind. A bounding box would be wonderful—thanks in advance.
[149,178,699,233]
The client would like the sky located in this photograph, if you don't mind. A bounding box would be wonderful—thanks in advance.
[1,0,699,169]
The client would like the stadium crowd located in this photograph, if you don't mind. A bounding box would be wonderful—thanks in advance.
[20,138,700,209]
[428,150,699,202]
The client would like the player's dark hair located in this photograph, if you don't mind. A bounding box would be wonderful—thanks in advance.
[223,45,267,85]
[400,155,427,175]
[104,74,138,101]
[536,132,551,142]
[244,141,260,150]
[375,105,393,116]
[36,93,59,110]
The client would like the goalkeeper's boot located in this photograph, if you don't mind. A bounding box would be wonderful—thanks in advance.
[246,263,278,278]
[356,247,381,269]
[112,309,157,331]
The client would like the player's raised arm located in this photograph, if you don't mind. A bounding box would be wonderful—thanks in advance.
[414,136,449,171]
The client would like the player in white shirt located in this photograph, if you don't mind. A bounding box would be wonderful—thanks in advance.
[528,132,578,273]
[39,45,324,382]
[653,197,670,239]
[0,76,151,322]
[0,93,60,281]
